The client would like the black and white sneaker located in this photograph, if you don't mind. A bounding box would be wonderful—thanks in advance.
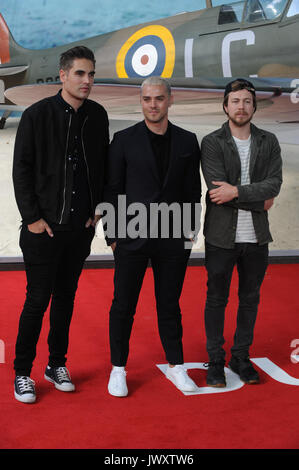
[44,365,75,392]
[14,376,36,403]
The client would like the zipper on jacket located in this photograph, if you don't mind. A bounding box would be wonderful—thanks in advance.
[59,112,72,224]
[81,116,94,214]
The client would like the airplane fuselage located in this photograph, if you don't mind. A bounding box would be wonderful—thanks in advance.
[1,6,299,86]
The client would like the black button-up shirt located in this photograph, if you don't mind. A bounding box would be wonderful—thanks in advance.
[53,93,92,230]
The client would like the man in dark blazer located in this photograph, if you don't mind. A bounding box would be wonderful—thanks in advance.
[104,77,201,397]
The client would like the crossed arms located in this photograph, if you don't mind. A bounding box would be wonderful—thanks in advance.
[201,133,283,212]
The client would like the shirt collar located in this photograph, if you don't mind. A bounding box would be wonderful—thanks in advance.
[56,89,87,115]
[146,121,172,140]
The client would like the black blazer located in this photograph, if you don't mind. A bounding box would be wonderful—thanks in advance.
[104,120,201,249]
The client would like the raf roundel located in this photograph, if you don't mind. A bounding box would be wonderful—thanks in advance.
[116,25,175,79]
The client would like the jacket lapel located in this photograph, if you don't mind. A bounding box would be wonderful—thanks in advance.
[249,124,264,178]
[162,123,176,190]
[224,125,241,176]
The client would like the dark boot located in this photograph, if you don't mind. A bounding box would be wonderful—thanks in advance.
[205,359,226,387]
[228,356,259,384]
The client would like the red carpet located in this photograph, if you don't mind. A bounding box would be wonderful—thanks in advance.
[0,264,298,450]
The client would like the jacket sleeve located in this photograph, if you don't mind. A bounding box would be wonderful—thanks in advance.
[184,134,202,235]
[102,132,126,245]
[95,108,110,207]
[201,134,265,212]
[12,110,41,225]
[237,134,283,203]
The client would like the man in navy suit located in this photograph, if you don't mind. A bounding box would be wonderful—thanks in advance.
[104,77,201,396]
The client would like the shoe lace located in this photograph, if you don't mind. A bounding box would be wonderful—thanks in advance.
[55,367,71,382]
[112,368,126,377]
[17,376,35,393]
[203,361,225,368]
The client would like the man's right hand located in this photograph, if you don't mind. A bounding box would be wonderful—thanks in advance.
[111,242,117,252]
[264,198,274,211]
[28,218,54,237]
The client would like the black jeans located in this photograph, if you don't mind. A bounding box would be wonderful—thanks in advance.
[109,239,191,367]
[204,242,268,361]
[14,225,94,376]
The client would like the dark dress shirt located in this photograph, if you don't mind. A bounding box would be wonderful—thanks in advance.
[147,123,171,185]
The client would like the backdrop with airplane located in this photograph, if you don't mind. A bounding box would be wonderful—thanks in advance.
[1,0,298,130]
[0,0,298,259]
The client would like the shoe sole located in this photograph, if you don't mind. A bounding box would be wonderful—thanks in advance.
[44,374,75,392]
[108,382,128,397]
[108,389,128,397]
[14,391,36,404]
[206,382,226,388]
[228,366,259,384]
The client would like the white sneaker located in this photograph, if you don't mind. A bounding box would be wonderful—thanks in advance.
[166,365,197,392]
[108,366,128,397]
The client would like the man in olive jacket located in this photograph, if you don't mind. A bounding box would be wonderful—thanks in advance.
[12,46,109,403]
[201,79,282,387]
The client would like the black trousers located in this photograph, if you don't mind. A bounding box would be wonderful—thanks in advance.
[204,242,268,361]
[14,225,94,376]
[109,239,191,366]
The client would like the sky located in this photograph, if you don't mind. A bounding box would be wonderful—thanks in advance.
[1,0,210,49]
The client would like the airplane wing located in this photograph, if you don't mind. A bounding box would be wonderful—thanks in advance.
[4,80,299,143]
[5,80,299,118]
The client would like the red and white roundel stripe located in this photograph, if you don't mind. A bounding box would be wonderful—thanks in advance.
[131,44,158,77]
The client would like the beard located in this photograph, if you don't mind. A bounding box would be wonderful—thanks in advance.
[144,110,167,124]
[228,112,253,127]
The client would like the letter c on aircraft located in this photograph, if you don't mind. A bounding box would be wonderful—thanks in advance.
[222,31,255,77]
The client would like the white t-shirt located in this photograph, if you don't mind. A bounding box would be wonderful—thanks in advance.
[233,135,257,243]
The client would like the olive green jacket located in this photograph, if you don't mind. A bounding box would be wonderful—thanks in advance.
[201,121,283,248]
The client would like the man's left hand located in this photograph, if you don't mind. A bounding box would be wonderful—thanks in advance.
[85,215,101,228]
[209,181,238,204]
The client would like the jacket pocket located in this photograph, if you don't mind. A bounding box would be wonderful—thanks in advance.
[179,153,192,159]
